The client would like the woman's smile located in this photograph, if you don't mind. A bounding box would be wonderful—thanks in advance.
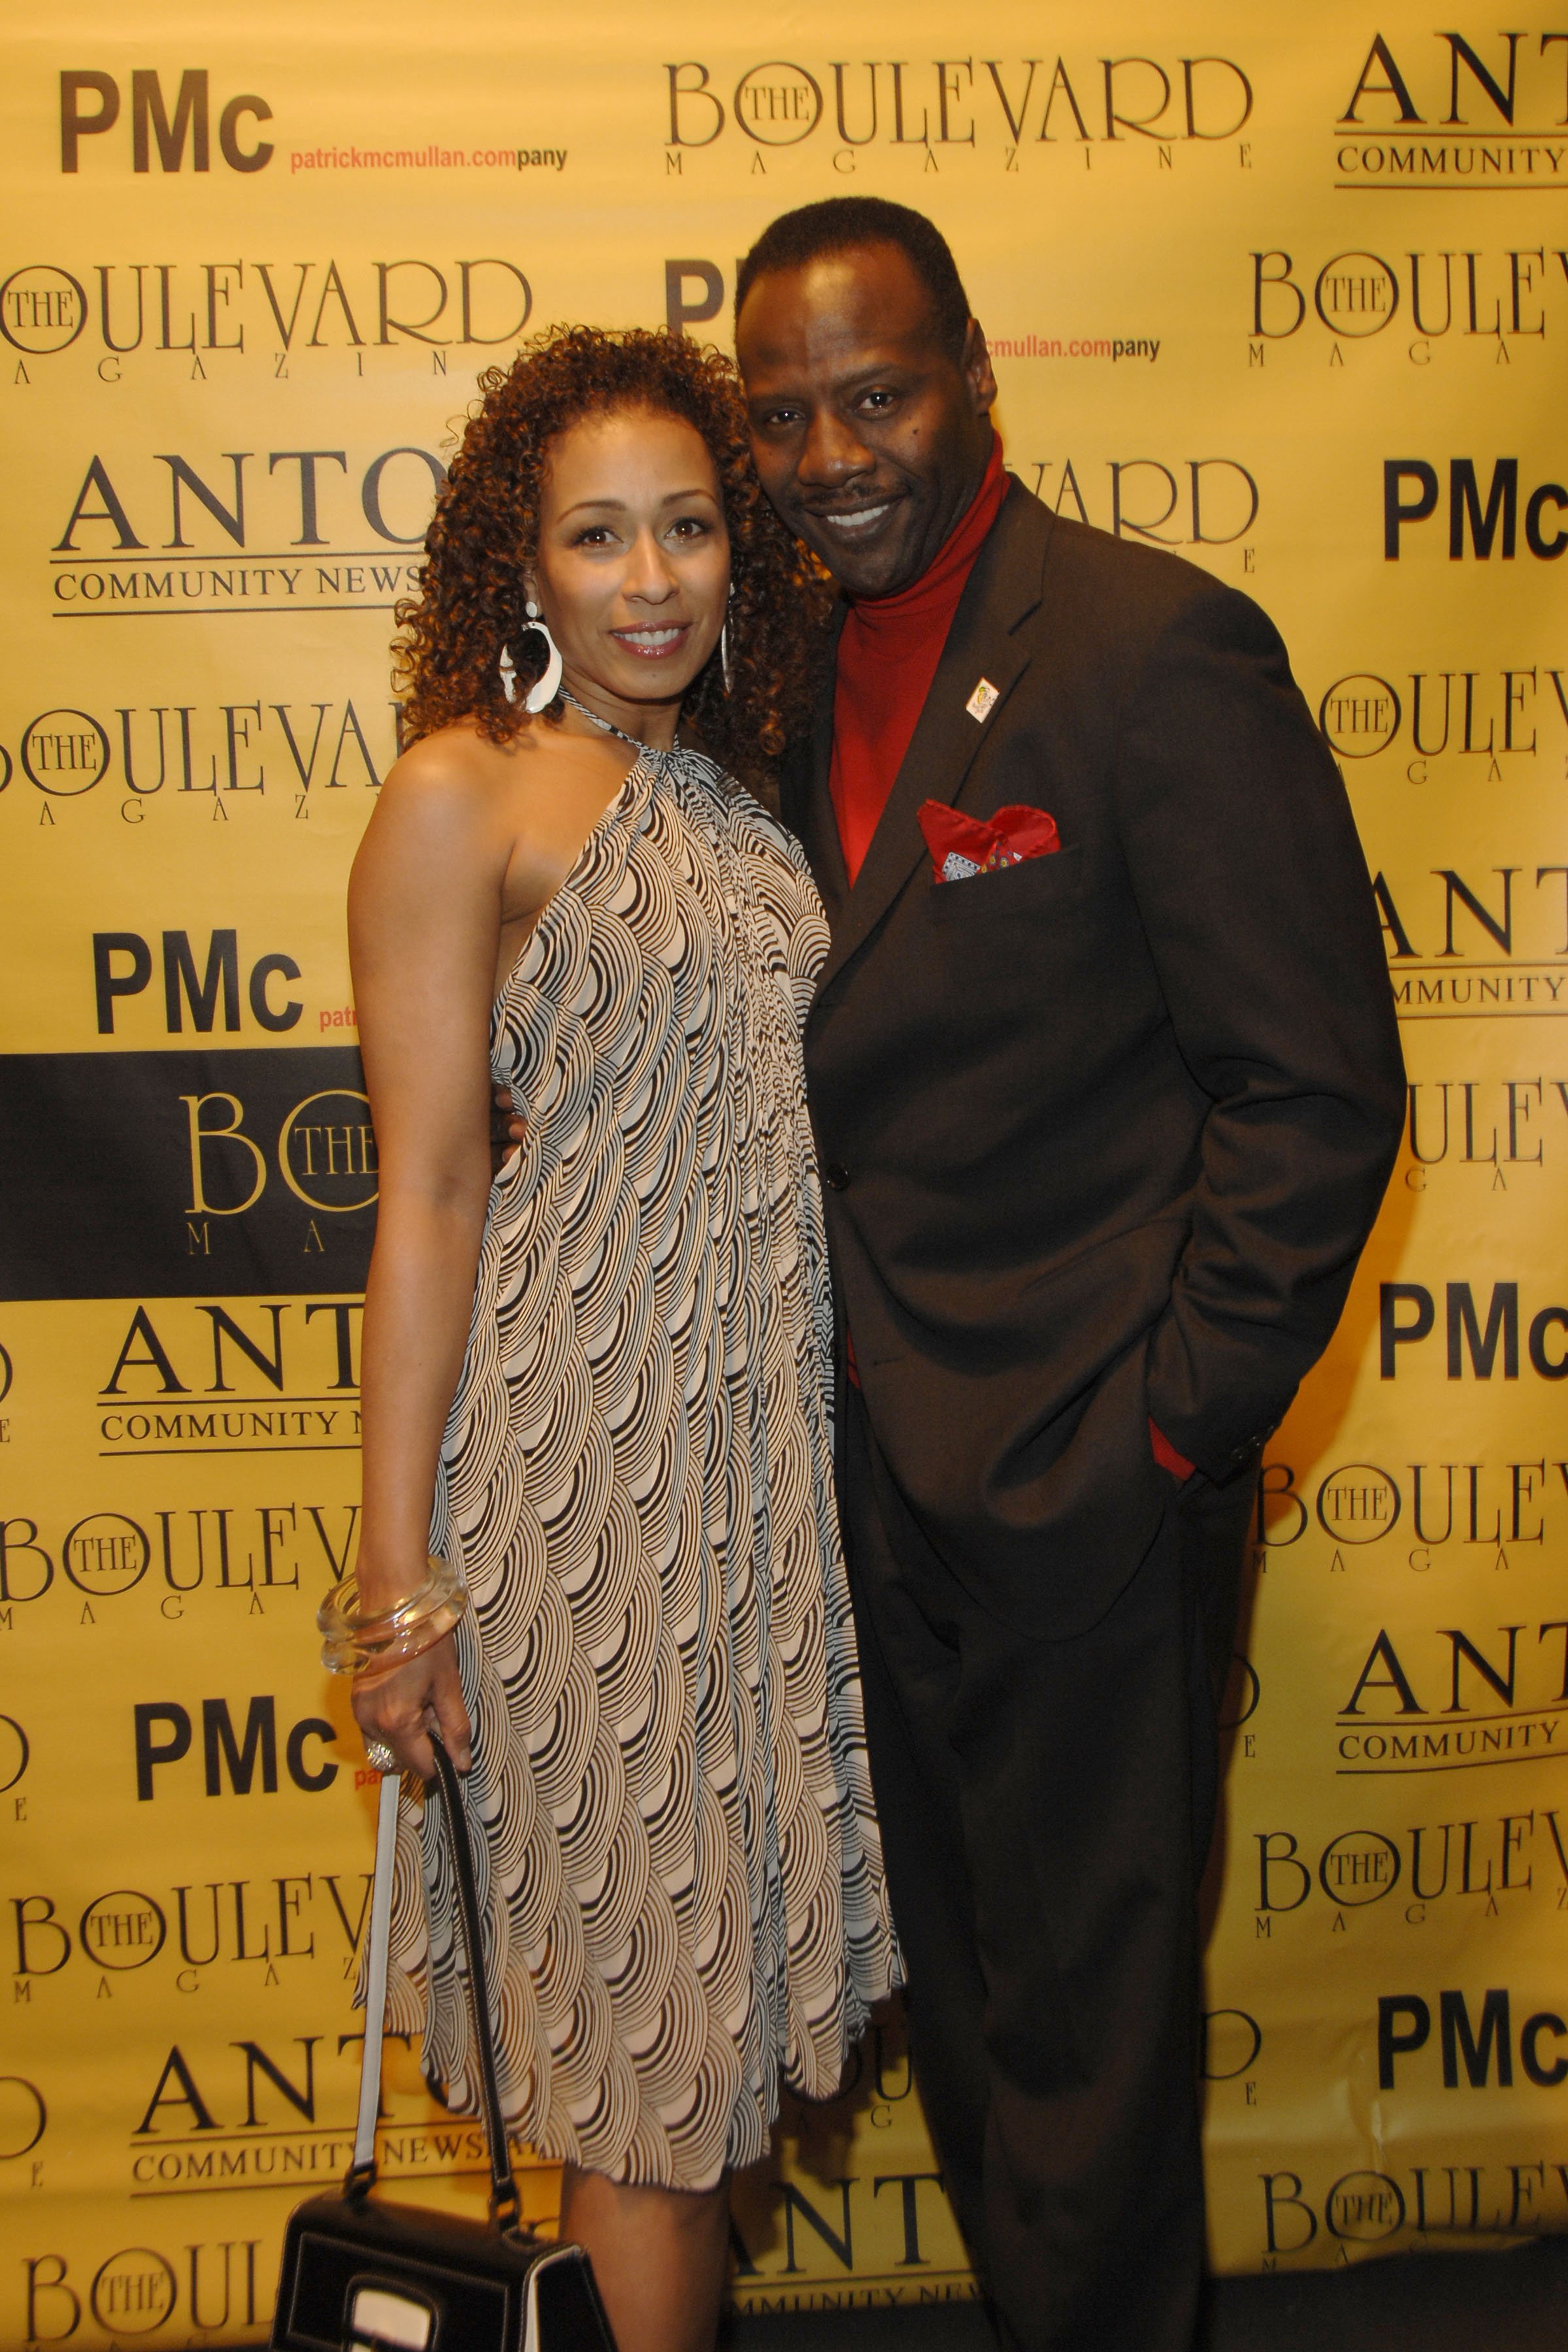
[610,621,691,659]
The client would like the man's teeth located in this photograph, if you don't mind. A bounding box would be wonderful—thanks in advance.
[823,503,890,532]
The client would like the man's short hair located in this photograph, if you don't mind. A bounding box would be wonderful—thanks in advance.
[734,197,972,361]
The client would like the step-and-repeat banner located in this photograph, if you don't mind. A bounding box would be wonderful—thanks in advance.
[3,1,1565,2338]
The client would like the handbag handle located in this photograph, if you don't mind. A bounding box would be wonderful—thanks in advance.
[348,1736,522,2234]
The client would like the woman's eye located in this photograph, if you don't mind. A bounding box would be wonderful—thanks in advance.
[573,526,616,546]
[668,516,711,540]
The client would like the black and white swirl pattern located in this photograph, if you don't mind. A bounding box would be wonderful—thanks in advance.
[378,745,899,2189]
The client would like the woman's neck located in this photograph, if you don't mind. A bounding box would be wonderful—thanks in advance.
[558,670,681,753]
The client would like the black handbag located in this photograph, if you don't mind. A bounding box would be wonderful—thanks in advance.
[271,1737,615,2352]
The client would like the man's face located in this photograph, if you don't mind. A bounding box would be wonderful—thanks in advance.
[736,242,998,598]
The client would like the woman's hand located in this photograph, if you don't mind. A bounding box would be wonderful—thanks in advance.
[351,1631,472,1782]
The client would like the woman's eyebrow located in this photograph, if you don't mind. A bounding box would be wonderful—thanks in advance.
[555,487,716,519]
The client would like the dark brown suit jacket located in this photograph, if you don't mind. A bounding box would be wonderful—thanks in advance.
[782,478,1405,1638]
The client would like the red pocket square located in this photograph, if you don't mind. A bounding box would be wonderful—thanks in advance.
[919,799,1061,883]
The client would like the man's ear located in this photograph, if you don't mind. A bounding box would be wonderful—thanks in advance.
[962,317,998,417]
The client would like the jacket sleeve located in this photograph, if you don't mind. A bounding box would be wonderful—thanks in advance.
[1111,579,1406,1482]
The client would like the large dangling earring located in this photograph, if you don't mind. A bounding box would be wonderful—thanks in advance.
[522,599,564,713]
[719,603,733,695]
[499,599,564,713]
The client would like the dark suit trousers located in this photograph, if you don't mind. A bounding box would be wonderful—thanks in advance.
[842,1386,1256,2352]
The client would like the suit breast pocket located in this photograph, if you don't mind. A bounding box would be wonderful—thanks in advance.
[924,841,1086,924]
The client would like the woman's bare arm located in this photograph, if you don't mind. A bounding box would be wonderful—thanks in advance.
[346,736,508,1774]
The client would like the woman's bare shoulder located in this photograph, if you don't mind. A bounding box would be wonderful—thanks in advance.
[350,725,525,911]
[381,716,515,809]
[365,721,540,866]
[380,714,612,818]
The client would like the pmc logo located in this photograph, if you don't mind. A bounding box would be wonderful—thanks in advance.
[59,69,272,175]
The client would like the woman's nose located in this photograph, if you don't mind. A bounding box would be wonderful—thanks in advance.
[623,529,679,600]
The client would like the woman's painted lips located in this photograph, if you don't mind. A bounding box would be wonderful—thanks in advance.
[612,624,691,659]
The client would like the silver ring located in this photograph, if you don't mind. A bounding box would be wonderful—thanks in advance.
[365,1739,398,1774]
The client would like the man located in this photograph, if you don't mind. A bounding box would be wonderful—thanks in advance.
[728,199,1405,2351]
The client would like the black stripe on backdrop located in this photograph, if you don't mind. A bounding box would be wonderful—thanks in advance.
[0,1047,376,1298]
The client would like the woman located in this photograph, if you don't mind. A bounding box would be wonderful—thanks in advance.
[342,327,898,2352]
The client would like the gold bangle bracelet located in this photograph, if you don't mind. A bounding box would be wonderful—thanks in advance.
[318,1555,468,1677]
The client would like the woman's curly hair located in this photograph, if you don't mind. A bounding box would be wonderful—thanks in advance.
[393,325,829,774]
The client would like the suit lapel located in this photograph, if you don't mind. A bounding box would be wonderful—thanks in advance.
[813,478,1054,1003]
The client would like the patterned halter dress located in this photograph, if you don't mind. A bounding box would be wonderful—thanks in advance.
[381,730,899,2190]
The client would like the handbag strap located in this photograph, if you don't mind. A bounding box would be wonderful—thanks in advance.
[348,1737,521,2234]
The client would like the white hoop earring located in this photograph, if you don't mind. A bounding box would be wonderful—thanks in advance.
[720,612,732,695]
[500,600,564,713]
[523,619,563,713]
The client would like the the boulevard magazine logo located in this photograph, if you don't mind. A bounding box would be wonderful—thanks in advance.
[1397,1077,1568,1171]
[1257,1452,1568,1557]
[661,52,1253,163]
[1254,1808,1568,1918]
[0,1481,363,1609]
[1316,662,1567,771]
[1259,2148,1568,2256]
[3,694,395,805]
[1249,247,1568,350]
[0,1047,376,1299]
[1,255,532,363]
[1333,29,1568,188]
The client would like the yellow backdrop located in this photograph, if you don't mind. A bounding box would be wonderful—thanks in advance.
[3,2,1567,2338]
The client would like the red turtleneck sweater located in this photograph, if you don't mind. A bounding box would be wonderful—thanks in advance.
[829,431,1008,885]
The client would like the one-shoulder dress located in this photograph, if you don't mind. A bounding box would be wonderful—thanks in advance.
[381,738,899,2189]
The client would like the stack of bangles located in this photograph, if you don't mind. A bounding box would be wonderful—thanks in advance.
[318,1559,468,1771]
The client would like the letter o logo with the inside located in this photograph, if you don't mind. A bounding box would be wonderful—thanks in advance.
[63,1512,150,1596]
[1316,1463,1401,1544]
[1318,674,1401,758]
[1318,1829,1401,1907]
[80,1889,167,1971]
[0,265,88,353]
[1314,252,1399,336]
[734,61,823,144]
[20,708,110,795]
[90,2248,177,2334]
[1326,2171,1406,2241]
[279,1089,379,1212]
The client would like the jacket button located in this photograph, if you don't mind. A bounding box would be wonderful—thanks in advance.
[821,1162,850,1192]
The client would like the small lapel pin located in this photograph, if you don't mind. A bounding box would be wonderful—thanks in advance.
[965,677,1000,724]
